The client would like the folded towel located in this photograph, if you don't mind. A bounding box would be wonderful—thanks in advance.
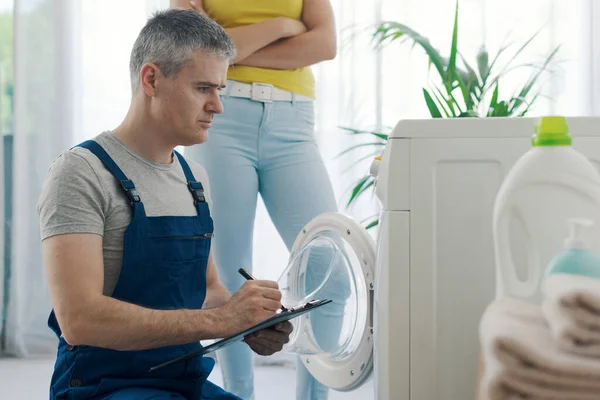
[479,297,600,400]
[542,273,600,357]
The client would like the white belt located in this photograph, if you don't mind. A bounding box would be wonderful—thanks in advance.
[219,80,313,103]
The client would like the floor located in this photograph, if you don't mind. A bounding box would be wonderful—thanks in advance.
[0,357,375,399]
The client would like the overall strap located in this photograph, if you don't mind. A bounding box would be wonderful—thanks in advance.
[77,140,144,210]
[174,151,213,229]
[174,151,206,205]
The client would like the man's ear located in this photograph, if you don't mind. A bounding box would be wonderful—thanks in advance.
[139,63,161,97]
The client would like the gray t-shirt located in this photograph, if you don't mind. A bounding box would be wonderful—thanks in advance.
[37,131,213,296]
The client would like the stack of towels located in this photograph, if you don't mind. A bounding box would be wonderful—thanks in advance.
[479,273,600,400]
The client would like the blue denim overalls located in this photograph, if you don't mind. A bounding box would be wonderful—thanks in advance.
[47,141,241,400]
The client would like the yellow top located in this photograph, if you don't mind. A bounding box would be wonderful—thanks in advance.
[204,0,315,98]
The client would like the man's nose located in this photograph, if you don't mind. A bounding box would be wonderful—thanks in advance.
[207,92,224,115]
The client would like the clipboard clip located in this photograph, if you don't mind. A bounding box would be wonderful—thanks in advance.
[288,299,326,312]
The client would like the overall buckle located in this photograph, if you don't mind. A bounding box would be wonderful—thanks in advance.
[188,182,206,203]
[120,180,140,203]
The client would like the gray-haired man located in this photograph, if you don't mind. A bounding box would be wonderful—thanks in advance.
[37,9,292,400]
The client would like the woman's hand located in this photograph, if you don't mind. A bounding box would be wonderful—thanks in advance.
[277,17,307,38]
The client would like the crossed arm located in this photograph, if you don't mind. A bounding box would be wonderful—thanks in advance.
[170,0,337,69]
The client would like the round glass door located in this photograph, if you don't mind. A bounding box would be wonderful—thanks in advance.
[277,212,376,391]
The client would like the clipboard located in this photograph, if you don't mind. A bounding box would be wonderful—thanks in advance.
[149,298,332,372]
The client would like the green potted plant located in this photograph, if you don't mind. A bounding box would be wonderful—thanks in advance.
[340,0,560,229]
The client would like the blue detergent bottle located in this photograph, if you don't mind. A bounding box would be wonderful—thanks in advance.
[545,218,600,279]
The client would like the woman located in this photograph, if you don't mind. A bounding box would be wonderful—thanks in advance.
[169,1,339,399]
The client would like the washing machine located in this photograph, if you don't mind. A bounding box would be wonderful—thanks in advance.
[279,117,600,400]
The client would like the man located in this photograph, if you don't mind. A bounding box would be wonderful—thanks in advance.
[37,9,292,400]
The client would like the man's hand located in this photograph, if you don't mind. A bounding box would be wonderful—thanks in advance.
[244,322,294,356]
[217,280,283,336]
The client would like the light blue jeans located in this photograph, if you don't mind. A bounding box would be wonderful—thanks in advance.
[185,90,340,400]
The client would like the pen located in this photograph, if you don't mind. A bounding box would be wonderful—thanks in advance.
[238,268,288,312]
[238,267,255,281]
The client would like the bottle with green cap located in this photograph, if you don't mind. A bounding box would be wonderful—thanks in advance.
[493,116,600,303]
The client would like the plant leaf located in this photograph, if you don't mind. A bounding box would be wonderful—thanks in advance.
[346,176,375,207]
[338,126,389,141]
[456,74,469,108]
[449,87,465,115]
[484,42,513,86]
[486,82,499,116]
[365,219,379,229]
[455,68,477,111]
[372,21,446,81]
[519,89,542,116]
[490,100,510,117]
[485,29,546,96]
[433,80,464,116]
[482,61,560,95]
[508,29,544,67]
[433,85,458,117]
[423,88,443,118]
[509,45,560,113]
[335,141,386,159]
[430,86,451,117]
[476,46,489,84]
[460,53,482,95]
[446,0,459,92]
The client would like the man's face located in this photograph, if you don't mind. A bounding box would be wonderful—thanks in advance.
[152,51,228,146]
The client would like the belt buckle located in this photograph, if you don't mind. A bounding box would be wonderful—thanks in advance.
[251,82,273,102]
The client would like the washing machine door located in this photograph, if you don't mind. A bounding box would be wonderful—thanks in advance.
[278,212,376,392]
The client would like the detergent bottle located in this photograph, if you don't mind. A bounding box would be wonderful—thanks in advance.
[493,116,600,303]
[545,218,600,279]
